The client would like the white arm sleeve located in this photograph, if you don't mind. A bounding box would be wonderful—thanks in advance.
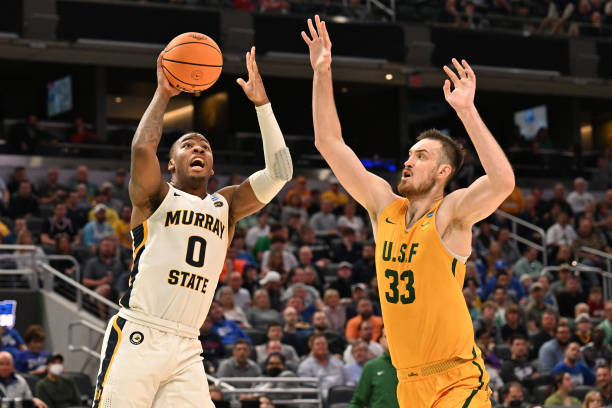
[248,103,293,203]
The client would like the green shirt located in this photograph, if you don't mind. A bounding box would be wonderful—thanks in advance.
[35,376,81,408]
[599,319,612,345]
[513,257,543,278]
[544,392,581,406]
[349,353,399,408]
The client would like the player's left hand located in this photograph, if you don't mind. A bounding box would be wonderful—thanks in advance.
[443,58,476,114]
[236,46,270,107]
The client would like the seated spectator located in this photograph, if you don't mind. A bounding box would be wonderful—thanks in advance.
[114,205,132,250]
[513,247,542,279]
[199,316,225,374]
[34,353,80,408]
[209,385,223,402]
[352,242,376,285]
[337,201,365,240]
[588,287,605,318]
[345,299,383,344]
[572,218,611,273]
[310,199,337,236]
[544,372,581,406]
[246,289,281,331]
[320,178,349,209]
[479,266,525,302]
[255,339,299,372]
[539,323,572,373]
[552,341,595,385]
[332,228,362,264]
[87,190,119,226]
[257,395,275,408]
[281,193,308,226]
[598,301,612,344]
[501,305,528,343]
[475,328,501,372]
[261,236,298,275]
[499,382,528,408]
[218,272,251,310]
[110,168,129,206]
[69,166,97,198]
[330,262,354,299]
[217,339,261,387]
[567,177,595,216]
[254,223,286,265]
[557,275,586,318]
[0,325,26,359]
[15,325,49,375]
[343,339,369,386]
[282,273,320,306]
[218,286,250,328]
[303,266,323,296]
[286,295,315,326]
[493,285,514,325]
[322,289,346,332]
[68,117,97,144]
[65,191,89,231]
[546,211,577,250]
[245,210,270,251]
[0,351,47,408]
[343,320,383,364]
[473,300,503,344]
[530,311,558,358]
[525,283,556,332]
[8,181,39,219]
[37,169,66,206]
[257,322,299,364]
[298,334,346,400]
[242,264,260,295]
[281,306,311,356]
[310,312,346,357]
[83,204,115,252]
[582,328,612,370]
[209,302,251,345]
[572,313,593,346]
[40,203,77,246]
[346,282,380,321]
[500,335,539,389]
[49,233,78,279]
[583,390,604,408]
[260,271,283,311]
[550,263,574,297]
[497,228,521,266]
[596,365,612,406]
[258,353,296,398]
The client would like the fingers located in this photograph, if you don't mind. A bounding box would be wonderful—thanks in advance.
[443,79,451,99]
[236,78,247,90]
[443,65,460,88]
[245,50,253,78]
[315,14,323,36]
[301,30,312,44]
[451,58,466,79]
[462,59,475,82]
[251,46,259,74]
[307,18,318,40]
[321,21,332,48]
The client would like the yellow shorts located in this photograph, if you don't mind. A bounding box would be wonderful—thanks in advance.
[396,353,492,408]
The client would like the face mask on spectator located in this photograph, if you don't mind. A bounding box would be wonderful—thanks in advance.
[267,367,282,377]
[509,400,523,407]
[49,363,63,376]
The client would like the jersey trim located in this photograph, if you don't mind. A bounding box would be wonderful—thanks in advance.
[461,360,485,407]
[120,222,147,308]
[93,316,126,407]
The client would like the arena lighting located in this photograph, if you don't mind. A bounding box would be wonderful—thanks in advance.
[266,52,388,66]
[385,73,393,80]
[114,97,123,103]
[164,104,194,121]
[471,64,561,77]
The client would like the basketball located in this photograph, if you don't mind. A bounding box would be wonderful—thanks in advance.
[161,32,223,93]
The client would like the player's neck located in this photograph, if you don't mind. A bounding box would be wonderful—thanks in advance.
[171,180,208,199]
[405,191,443,226]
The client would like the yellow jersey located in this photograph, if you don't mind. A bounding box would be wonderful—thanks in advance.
[375,198,475,369]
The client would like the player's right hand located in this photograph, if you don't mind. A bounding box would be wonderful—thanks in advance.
[156,52,181,98]
[302,15,332,73]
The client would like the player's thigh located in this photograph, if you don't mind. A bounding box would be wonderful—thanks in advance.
[433,360,492,408]
[94,320,164,408]
[151,360,214,408]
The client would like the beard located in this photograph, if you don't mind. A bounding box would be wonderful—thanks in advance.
[397,170,437,198]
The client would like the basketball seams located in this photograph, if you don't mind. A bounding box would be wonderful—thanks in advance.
[161,65,221,89]
[162,57,223,68]
[163,41,222,56]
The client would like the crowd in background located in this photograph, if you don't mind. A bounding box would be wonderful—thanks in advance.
[3,150,612,407]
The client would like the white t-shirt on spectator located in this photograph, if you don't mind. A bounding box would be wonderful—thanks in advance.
[566,191,595,214]
[261,249,298,272]
[337,216,365,237]
[245,225,270,250]
[546,223,578,247]
[343,341,384,364]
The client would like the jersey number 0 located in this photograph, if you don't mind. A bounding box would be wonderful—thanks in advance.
[186,236,207,267]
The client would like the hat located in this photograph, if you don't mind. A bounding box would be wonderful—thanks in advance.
[94,203,107,213]
[519,274,532,283]
[529,282,543,292]
[494,259,508,270]
[100,181,113,191]
[260,271,281,285]
[559,263,571,272]
[352,283,367,292]
[46,353,64,364]
[575,313,591,324]
[296,176,307,184]
[338,261,352,269]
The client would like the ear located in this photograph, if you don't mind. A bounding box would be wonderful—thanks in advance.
[168,158,175,172]
[210,168,215,176]
[438,163,452,180]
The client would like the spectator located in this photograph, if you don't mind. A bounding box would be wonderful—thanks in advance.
[500,382,528,408]
[281,194,308,226]
[88,185,120,225]
[596,365,612,406]
[49,233,78,281]
[199,316,224,374]
[37,169,65,206]
[480,267,525,303]
[496,229,521,266]
[0,351,47,408]
[113,205,132,250]
[65,191,89,231]
[224,272,251,310]
[513,247,542,279]
[281,306,311,356]
[330,262,354,299]
[597,301,612,344]
[246,211,270,251]
[349,327,397,408]
[546,211,578,249]
[583,390,604,408]
[310,312,346,356]
[501,304,528,343]
[550,263,574,297]
[216,339,261,387]
[545,372,582,406]
[69,165,97,198]
[257,322,299,366]
[551,341,595,385]
[254,223,286,265]
[546,184,573,217]
[553,245,573,266]
[246,289,281,331]
[525,283,556,332]
[343,320,383,364]
[0,325,26,359]
[255,339,299,371]
[499,186,525,215]
[258,353,296,398]
[209,385,223,403]
[218,286,250,328]
[500,335,539,388]
[322,289,347,332]
[34,353,81,408]
[285,176,311,206]
[337,201,365,240]
[474,300,503,344]
[83,236,126,312]
[475,328,501,372]
[321,177,349,208]
[297,334,346,400]
[343,339,369,386]
[556,275,586,318]
[568,177,595,216]
[111,168,130,206]
[539,323,572,373]
[518,194,544,240]
[257,395,275,408]
[345,299,383,344]
[572,218,612,270]
[40,203,76,246]
[530,310,558,356]
[332,228,362,263]
[8,181,39,218]
[303,266,323,296]
[0,176,9,213]
[297,246,326,287]
[352,242,376,285]
[68,117,97,144]
[209,302,251,345]
[572,313,593,346]
[282,281,320,309]
[260,271,283,311]
[261,236,298,274]
[15,325,49,375]
[587,287,605,318]
[438,0,463,25]
[582,327,612,370]
[83,204,115,251]
[310,199,337,236]
[7,115,50,155]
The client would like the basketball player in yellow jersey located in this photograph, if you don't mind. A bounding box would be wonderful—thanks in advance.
[302,16,515,408]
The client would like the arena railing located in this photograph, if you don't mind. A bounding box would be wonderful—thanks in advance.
[490,210,548,265]
[215,377,323,407]
[541,263,612,302]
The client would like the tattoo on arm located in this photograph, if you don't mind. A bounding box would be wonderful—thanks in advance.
[132,92,170,150]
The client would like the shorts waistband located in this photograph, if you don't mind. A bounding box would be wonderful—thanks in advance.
[118,308,199,339]
[397,357,470,382]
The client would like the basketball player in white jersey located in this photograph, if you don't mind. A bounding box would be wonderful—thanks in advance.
[92,47,292,408]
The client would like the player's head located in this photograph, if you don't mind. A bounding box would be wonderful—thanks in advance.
[168,132,214,187]
[398,129,464,198]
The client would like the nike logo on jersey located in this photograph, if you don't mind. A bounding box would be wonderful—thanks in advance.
[385,217,396,224]
[174,192,181,197]
[377,371,384,376]
[420,221,430,230]
[408,372,418,377]
[165,210,225,239]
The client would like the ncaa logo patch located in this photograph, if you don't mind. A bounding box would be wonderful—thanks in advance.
[214,201,224,207]
[426,211,434,218]
[130,331,144,345]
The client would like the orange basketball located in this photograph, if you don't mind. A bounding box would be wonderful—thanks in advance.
[161,32,223,93]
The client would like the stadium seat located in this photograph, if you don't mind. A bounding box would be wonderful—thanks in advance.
[532,384,552,404]
[26,217,44,239]
[570,384,594,401]
[65,371,94,405]
[243,328,266,346]
[20,373,41,394]
[328,385,356,406]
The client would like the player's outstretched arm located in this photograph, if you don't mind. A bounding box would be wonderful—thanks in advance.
[129,53,178,224]
[442,59,515,225]
[219,47,292,233]
[302,16,396,217]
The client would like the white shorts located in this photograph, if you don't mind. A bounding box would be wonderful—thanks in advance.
[92,313,214,408]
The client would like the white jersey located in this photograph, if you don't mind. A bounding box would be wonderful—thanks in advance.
[120,183,229,330]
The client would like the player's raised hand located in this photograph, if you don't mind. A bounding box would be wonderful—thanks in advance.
[302,15,332,73]
[236,46,270,107]
[156,52,181,98]
[443,58,476,113]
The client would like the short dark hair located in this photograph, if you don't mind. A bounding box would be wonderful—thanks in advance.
[267,322,282,332]
[416,129,464,180]
[509,334,527,345]
[24,325,45,344]
[233,339,250,348]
